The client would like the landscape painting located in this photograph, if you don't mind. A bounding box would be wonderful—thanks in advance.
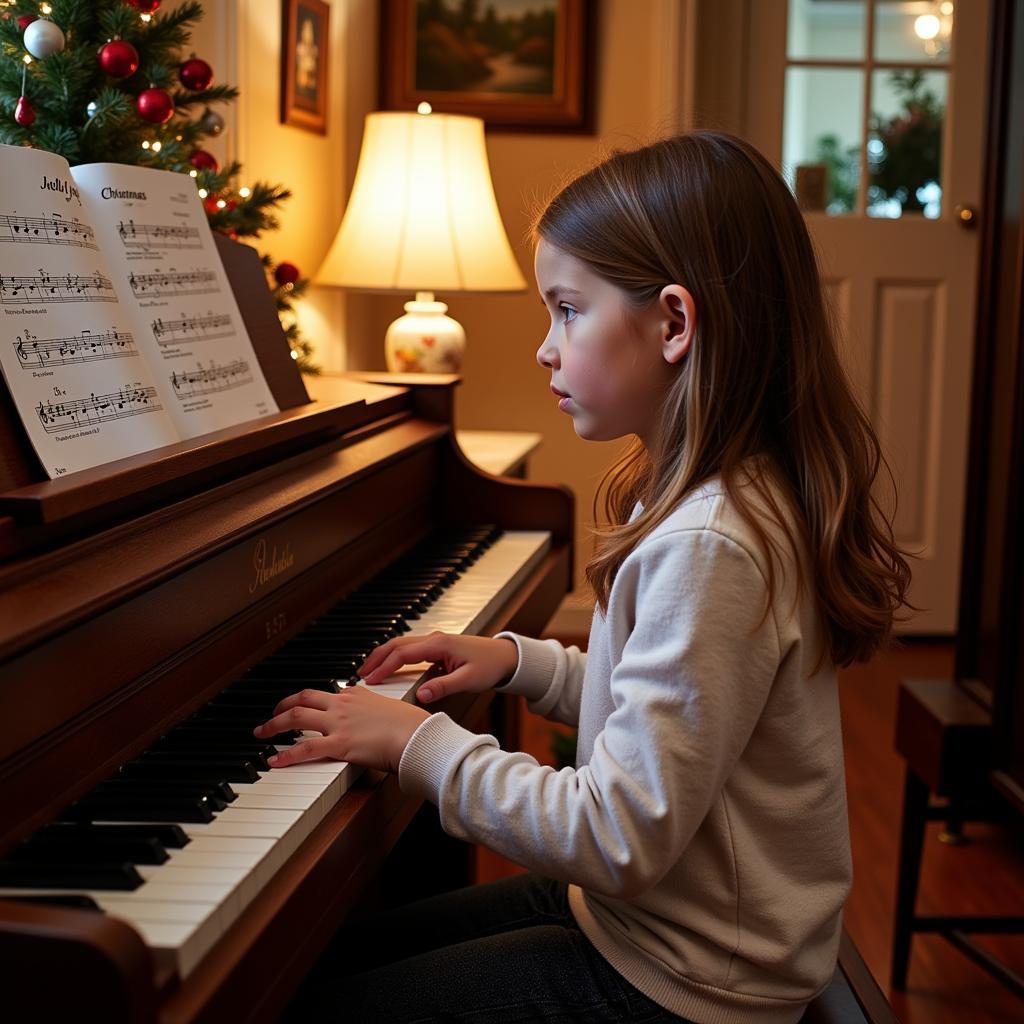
[380,0,595,133]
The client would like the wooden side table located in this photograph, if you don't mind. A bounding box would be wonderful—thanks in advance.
[455,430,542,479]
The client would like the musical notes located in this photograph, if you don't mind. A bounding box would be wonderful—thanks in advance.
[0,212,98,250]
[128,268,218,299]
[35,383,162,434]
[0,269,116,305]
[117,219,202,252]
[14,328,137,369]
[171,359,254,399]
[151,312,233,346]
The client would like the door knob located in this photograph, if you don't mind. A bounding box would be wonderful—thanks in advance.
[955,204,977,227]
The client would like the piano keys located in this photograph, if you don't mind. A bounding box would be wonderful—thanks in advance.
[0,525,552,978]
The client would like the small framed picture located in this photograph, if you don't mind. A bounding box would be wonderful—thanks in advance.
[280,0,330,134]
[380,0,596,133]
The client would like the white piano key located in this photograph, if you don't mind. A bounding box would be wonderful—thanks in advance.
[99,896,222,976]
[231,792,317,811]
[137,865,247,887]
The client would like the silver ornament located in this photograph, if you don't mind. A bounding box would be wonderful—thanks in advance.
[199,107,225,136]
[23,18,66,59]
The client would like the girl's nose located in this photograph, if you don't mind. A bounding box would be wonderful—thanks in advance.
[536,332,559,369]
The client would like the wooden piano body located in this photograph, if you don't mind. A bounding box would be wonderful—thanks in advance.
[0,238,574,1020]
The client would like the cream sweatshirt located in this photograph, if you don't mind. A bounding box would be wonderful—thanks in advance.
[398,478,852,1023]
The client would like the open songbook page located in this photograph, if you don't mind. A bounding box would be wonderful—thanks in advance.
[0,143,278,479]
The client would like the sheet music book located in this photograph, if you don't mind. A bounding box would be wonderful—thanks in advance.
[0,143,279,479]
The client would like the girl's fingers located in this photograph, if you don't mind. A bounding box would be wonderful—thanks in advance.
[271,688,335,716]
[254,705,329,738]
[268,736,337,768]
[357,637,398,676]
[360,634,445,683]
[417,664,474,704]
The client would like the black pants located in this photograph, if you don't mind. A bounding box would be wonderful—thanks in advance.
[281,873,692,1023]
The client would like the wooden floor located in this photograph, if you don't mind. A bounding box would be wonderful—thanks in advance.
[475,640,1024,1023]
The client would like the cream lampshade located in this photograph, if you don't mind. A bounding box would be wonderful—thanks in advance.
[315,107,527,373]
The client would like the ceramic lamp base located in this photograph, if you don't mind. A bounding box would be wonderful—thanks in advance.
[385,293,465,373]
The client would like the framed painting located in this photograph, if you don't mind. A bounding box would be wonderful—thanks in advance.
[281,0,330,134]
[379,0,596,133]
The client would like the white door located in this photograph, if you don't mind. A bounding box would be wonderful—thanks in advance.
[744,0,989,634]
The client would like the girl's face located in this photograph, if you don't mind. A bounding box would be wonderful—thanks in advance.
[535,239,677,446]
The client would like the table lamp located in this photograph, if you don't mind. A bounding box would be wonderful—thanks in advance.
[316,106,527,372]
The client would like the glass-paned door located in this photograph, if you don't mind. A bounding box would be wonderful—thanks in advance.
[781,0,951,219]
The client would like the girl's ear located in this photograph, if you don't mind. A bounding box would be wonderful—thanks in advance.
[658,285,697,364]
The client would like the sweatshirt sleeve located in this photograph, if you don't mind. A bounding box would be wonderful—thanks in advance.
[490,632,587,726]
[398,529,782,899]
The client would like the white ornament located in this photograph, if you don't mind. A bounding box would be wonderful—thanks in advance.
[23,18,66,59]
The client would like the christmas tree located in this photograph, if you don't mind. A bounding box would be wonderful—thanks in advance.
[0,0,318,372]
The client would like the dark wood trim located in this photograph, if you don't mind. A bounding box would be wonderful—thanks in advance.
[954,0,1008,686]
[0,900,158,1022]
[838,929,902,1024]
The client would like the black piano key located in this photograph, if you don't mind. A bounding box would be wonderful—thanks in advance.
[170,724,298,746]
[117,760,256,786]
[0,861,143,890]
[131,755,260,783]
[311,614,410,628]
[242,663,360,682]
[36,822,191,849]
[60,794,216,824]
[3,894,103,911]
[93,779,232,812]
[148,743,273,772]
[9,833,169,865]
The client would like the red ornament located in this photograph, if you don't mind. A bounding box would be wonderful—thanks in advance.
[179,57,213,92]
[203,195,221,215]
[127,0,161,12]
[17,15,38,30]
[99,40,139,79]
[225,198,238,212]
[274,262,301,286]
[136,87,174,124]
[188,149,218,173]
[14,95,35,126]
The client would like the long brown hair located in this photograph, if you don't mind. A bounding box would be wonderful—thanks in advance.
[532,130,911,667]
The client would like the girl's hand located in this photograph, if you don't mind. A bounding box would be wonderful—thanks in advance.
[359,631,519,704]
[253,687,430,772]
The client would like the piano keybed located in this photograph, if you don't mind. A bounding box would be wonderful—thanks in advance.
[0,525,551,977]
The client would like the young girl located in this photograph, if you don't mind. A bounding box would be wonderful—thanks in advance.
[261,129,910,1023]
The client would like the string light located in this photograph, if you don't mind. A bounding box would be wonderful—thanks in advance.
[198,188,208,198]
[40,3,52,14]
[189,169,198,178]
[216,199,226,209]
[238,187,251,198]
[140,13,152,22]
[141,140,150,149]
[151,140,161,152]
[22,54,32,64]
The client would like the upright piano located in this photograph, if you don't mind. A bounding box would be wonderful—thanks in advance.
[0,239,574,1020]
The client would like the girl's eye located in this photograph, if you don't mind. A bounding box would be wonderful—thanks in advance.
[560,304,578,324]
